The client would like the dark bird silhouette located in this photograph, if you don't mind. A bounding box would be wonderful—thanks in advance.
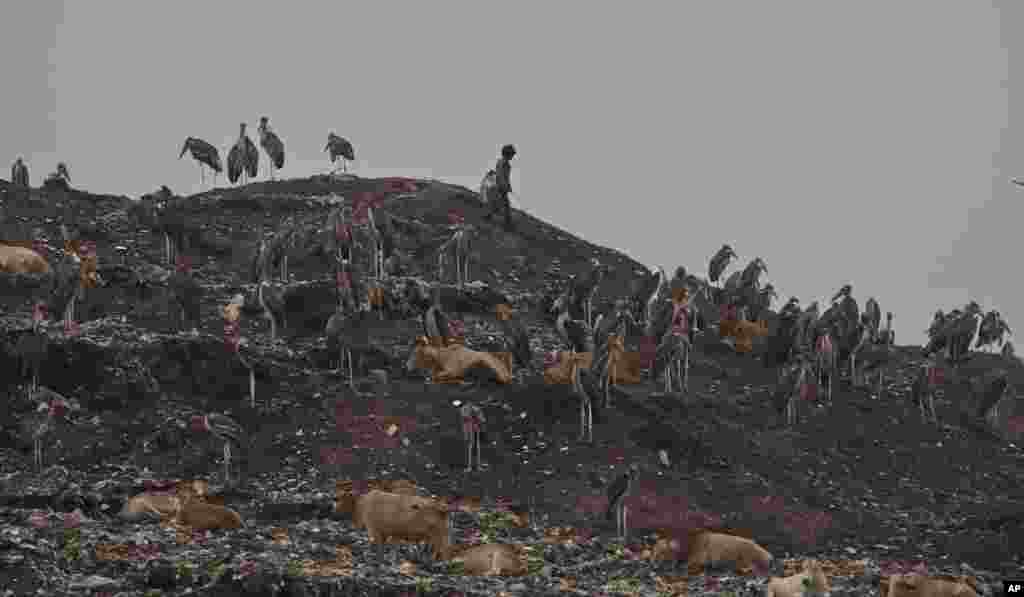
[256,279,293,341]
[227,123,258,185]
[16,302,50,396]
[257,117,285,180]
[325,132,355,173]
[23,390,73,471]
[708,244,737,286]
[605,464,638,539]
[326,304,375,394]
[168,255,204,335]
[570,258,609,327]
[178,137,223,187]
[972,370,1011,422]
[10,157,29,187]
[494,303,532,370]
[863,297,881,342]
[629,266,664,327]
[556,303,593,354]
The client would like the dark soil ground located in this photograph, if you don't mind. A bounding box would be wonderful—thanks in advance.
[0,175,1020,596]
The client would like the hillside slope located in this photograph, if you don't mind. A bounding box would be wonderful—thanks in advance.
[0,175,1020,596]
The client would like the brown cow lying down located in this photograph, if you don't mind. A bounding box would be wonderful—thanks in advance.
[543,351,593,384]
[765,559,830,597]
[607,335,643,385]
[0,245,50,274]
[407,336,513,384]
[882,574,980,597]
[731,320,769,353]
[650,528,774,576]
[355,490,451,560]
[120,487,243,531]
[447,542,527,576]
[687,530,774,575]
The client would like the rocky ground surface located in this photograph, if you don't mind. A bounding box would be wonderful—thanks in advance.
[0,175,1021,596]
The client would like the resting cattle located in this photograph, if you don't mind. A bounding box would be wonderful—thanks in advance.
[406,336,512,384]
[0,245,50,274]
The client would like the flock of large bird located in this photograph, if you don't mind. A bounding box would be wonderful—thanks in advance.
[4,132,1021,498]
[178,117,356,186]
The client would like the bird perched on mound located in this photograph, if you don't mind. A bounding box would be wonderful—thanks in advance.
[190,412,245,486]
[325,303,376,394]
[494,303,532,370]
[708,244,737,286]
[16,302,50,395]
[168,255,203,335]
[257,117,285,180]
[605,464,638,539]
[178,137,222,187]
[256,278,299,341]
[227,123,258,185]
[325,132,355,173]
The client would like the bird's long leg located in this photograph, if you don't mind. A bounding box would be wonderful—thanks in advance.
[224,442,231,486]
[683,342,689,393]
[249,365,256,409]
[348,348,356,393]
[199,163,204,187]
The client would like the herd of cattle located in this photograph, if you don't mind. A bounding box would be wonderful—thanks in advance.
[0,180,1013,593]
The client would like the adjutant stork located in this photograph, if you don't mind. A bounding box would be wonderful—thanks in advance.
[178,137,223,187]
[17,302,50,397]
[325,132,355,174]
[168,255,204,335]
[227,123,258,186]
[24,390,74,472]
[552,286,593,354]
[708,244,737,288]
[494,303,532,370]
[190,412,245,486]
[257,117,285,181]
[420,283,453,345]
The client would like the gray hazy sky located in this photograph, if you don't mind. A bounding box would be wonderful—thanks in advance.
[1,1,1016,346]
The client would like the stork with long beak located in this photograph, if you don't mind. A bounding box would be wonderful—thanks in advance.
[830,284,852,304]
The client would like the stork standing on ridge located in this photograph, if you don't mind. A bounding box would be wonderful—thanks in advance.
[325,302,374,394]
[325,132,355,174]
[227,123,258,186]
[494,303,532,371]
[863,297,881,343]
[24,391,73,472]
[708,244,737,289]
[190,413,245,486]
[17,302,50,397]
[552,287,593,354]
[179,137,223,188]
[605,464,638,540]
[876,311,895,347]
[168,255,204,335]
[257,117,285,181]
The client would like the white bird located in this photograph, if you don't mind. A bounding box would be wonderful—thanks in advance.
[257,117,285,180]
